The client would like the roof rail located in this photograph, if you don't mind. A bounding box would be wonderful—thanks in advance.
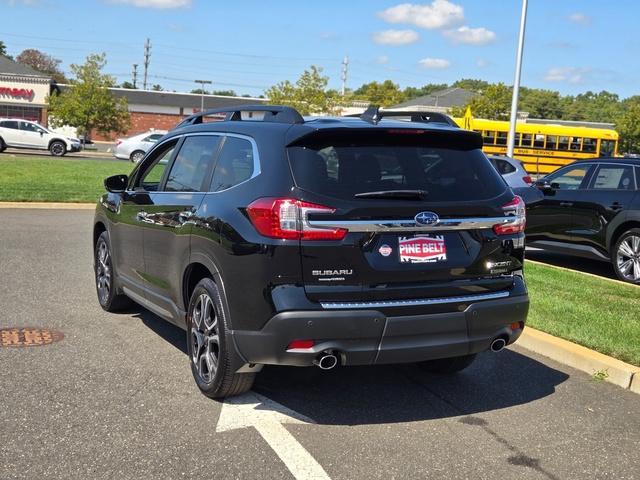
[175,105,305,129]
[357,106,458,127]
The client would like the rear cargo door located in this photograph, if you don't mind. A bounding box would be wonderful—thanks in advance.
[287,128,521,303]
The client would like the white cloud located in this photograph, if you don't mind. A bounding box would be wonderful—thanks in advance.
[106,0,190,8]
[568,12,591,25]
[373,29,419,46]
[544,67,591,84]
[378,0,464,30]
[419,57,451,69]
[376,55,390,64]
[476,58,489,68]
[443,26,496,45]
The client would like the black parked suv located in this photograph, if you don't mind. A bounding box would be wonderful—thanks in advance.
[527,158,640,283]
[93,105,529,398]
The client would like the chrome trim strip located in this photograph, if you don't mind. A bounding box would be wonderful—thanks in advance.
[307,216,516,233]
[320,290,510,309]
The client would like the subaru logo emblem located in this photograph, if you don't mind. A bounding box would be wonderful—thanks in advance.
[415,211,439,226]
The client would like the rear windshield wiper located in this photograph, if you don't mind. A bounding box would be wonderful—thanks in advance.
[354,189,429,200]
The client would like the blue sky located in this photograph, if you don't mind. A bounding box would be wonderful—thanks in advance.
[2,0,638,98]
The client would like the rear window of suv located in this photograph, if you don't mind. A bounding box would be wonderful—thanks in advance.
[288,144,506,202]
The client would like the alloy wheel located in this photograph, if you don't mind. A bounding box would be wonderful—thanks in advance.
[51,142,65,156]
[96,240,112,304]
[616,235,640,282]
[190,293,220,383]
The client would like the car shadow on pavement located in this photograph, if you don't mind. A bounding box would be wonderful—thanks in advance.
[135,308,569,426]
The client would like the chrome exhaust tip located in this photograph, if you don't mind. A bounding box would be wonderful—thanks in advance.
[314,352,338,370]
[490,338,507,352]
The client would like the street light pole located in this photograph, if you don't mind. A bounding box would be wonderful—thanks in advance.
[194,79,212,112]
[507,0,528,158]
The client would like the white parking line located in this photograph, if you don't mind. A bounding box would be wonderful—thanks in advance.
[216,392,331,480]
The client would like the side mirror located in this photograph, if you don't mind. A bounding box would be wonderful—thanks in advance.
[104,174,128,193]
[535,179,552,190]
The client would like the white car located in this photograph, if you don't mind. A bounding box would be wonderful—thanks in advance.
[487,155,533,188]
[114,130,167,163]
[0,119,81,156]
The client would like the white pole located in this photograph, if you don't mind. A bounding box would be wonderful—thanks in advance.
[507,0,528,158]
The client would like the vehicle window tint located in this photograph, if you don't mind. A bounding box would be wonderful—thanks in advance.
[20,122,40,133]
[547,165,591,190]
[496,131,508,146]
[521,133,533,147]
[495,159,516,174]
[482,130,495,145]
[558,136,570,150]
[583,138,597,153]
[288,145,507,202]
[165,135,221,192]
[533,134,545,148]
[570,137,582,151]
[546,135,557,150]
[0,120,18,129]
[144,134,163,143]
[600,139,615,157]
[590,165,635,190]
[210,136,255,192]
[138,142,177,191]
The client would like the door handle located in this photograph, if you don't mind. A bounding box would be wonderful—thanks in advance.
[559,202,573,207]
[610,202,623,211]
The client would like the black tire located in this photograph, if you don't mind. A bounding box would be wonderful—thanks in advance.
[612,228,640,284]
[0,138,6,152]
[130,150,145,164]
[417,354,477,374]
[187,278,255,399]
[49,140,66,157]
[94,231,134,312]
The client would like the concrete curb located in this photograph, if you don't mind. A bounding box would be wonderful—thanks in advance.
[0,202,95,210]
[518,327,640,393]
[526,259,639,289]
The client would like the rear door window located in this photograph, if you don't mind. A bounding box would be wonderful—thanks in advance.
[210,136,255,192]
[589,164,636,190]
[288,145,506,202]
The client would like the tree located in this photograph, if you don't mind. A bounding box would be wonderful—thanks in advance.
[211,89,236,96]
[519,88,564,119]
[561,91,623,123]
[152,84,163,91]
[120,81,137,89]
[452,78,489,92]
[48,53,130,139]
[453,83,511,120]
[403,83,448,100]
[191,88,209,94]
[16,48,67,83]
[617,96,640,154]
[353,80,405,107]
[0,40,11,59]
[265,65,337,115]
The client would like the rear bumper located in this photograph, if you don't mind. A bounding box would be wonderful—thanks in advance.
[232,288,529,367]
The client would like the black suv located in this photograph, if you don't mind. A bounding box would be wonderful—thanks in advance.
[93,105,529,398]
[527,158,640,283]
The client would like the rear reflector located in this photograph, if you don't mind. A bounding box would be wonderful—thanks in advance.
[493,196,526,235]
[247,198,347,241]
[287,339,315,350]
[522,176,533,185]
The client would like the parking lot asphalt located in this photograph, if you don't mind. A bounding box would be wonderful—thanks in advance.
[1,208,639,480]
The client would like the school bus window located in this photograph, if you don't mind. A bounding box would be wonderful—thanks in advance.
[496,131,508,145]
[600,139,615,157]
[583,138,597,153]
[570,137,582,151]
[558,136,570,150]
[534,134,545,148]
[521,133,533,147]
[546,135,557,149]
[482,130,496,145]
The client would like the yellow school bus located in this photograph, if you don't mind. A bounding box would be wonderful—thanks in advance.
[453,116,619,175]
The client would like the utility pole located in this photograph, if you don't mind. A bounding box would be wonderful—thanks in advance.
[132,64,138,89]
[194,79,212,112]
[507,0,528,158]
[341,55,349,96]
[143,38,151,90]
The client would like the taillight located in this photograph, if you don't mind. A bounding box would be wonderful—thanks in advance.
[493,196,526,235]
[522,175,533,185]
[116,139,123,146]
[246,197,347,241]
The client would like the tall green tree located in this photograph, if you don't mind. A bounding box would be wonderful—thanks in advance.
[48,54,130,139]
[16,48,67,83]
[0,40,11,59]
[353,80,405,107]
[519,88,564,119]
[265,66,337,115]
[403,83,448,100]
[561,91,623,122]
[617,96,640,154]
[453,83,511,120]
[452,78,489,92]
